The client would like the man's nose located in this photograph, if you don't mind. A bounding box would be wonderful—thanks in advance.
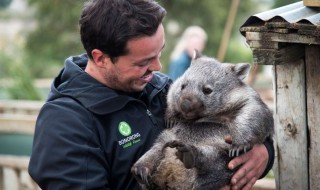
[149,58,162,71]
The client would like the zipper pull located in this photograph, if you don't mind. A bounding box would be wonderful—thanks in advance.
[147,109,152,116]
[146,109,157,125]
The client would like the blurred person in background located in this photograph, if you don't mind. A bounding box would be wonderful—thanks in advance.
[168,25,208,80]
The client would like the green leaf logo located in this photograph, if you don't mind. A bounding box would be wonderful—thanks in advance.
[118,121,132,137]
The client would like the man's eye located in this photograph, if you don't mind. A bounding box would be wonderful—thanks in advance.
[138,60,151,67]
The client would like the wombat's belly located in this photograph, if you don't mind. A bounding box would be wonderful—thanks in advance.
[151,147,196,189]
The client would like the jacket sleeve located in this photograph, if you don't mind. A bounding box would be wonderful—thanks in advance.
[28,99,110,190]
[260,137,275,179]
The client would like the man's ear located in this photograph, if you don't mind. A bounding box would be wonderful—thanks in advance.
[91,49,112,67]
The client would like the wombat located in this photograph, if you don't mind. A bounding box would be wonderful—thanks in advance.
[131,50,274,190]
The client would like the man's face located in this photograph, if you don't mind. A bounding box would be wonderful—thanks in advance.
[104,24,165,92]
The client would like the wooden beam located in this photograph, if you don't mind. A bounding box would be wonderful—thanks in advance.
[0,114,36,135]
[248,40,279,49]
[217,0,240,62]
[304,0,320,7]
[252,44,305,65]
[246,32,320,45]
[0,100,42,115]
[0,155,30,170]
[305,45,320,189]
[273,58,309,189]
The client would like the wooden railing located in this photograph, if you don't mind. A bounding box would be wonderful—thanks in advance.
[0,100,42,190]
[0,156,39,190]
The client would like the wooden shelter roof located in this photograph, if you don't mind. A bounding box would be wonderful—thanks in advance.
[240,1,320,42]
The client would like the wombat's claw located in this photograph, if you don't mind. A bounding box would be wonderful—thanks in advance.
[131,166,151,186]
[229,145,252,157]
[165,119,178,128]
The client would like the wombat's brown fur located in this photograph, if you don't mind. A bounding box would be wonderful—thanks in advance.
[131,50,274,190]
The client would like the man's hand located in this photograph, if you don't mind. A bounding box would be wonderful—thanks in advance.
[226,144,269,190]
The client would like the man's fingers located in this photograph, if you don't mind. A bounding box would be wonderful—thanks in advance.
[229,144,269,190]
[231,167,255,189]
[219,185,230,190]
[231,166,249,184]
[228,151,250,170]
[241,177,258,190]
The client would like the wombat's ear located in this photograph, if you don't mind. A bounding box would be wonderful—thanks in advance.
[233,63,250,80]
[192,49,202,60]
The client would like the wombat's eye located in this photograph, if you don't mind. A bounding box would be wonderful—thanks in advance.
[202,86,213,95]
[181,84,186,90]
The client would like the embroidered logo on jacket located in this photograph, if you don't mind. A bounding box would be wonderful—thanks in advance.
[118,121,141,149]
[118,121,132,136]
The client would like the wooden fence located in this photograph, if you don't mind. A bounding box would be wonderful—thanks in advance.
[0,100,42,190]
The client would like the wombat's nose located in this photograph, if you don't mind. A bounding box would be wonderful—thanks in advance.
[181,99,192,113]
[181,98,202,113]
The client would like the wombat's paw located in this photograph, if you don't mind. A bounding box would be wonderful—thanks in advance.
[229,144,252,157]
[224,135,233,144]
[131,165,151,186]
[165,141,197,169]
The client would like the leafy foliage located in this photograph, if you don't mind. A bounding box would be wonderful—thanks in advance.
[0,53,42,100]
[25,0,85,77]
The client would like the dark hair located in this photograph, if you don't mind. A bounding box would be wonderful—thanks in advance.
[79,0,166,61]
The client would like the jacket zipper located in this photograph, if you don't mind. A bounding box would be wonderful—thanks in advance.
[146,109,157,125]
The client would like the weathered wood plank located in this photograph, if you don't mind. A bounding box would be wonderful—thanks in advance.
[273,58,308,189]
[0,155,40,190]
[240,26,268,33]
[0,100,43,115]
[241,23,320,33]
[248,41,280,49]
[265,22,290,29]
[305,45,320,190]
[304,0,320,7]
[0,114,36,135]
[252,44,305,65]
[298,29,320,37]
[0,167,3,190]
[0,155,29,170]
[246,32,320,45]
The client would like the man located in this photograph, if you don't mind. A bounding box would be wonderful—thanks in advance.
[28,0,274,189]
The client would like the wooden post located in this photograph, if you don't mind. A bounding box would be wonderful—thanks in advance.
[303,0,320,7]
[217,0,240,62]
[305,45,320,189]
[273,58,309,189]
[0,168,3,190]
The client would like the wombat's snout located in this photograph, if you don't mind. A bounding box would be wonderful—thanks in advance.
[181,99,193,113]
[179,97,203,119]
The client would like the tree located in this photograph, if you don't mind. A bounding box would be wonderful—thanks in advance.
[25,0,85,77]
[0,52,42,100]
